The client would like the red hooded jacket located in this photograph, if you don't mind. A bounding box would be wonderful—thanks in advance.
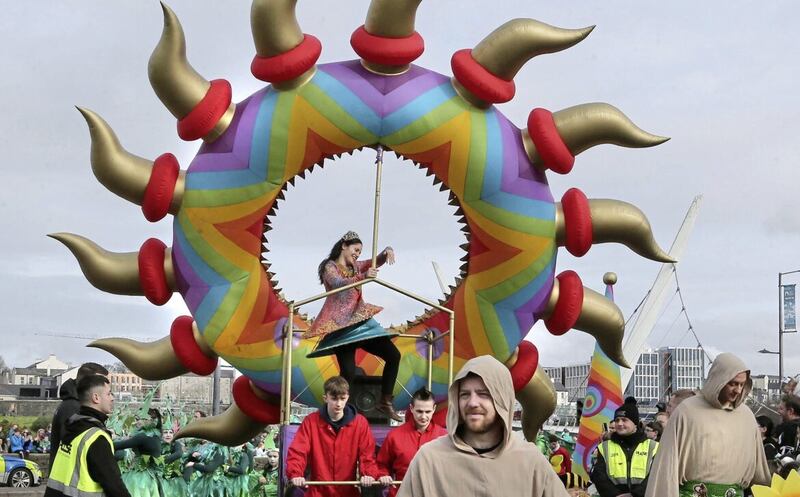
[285,405,379,497]
[376,420,447,497]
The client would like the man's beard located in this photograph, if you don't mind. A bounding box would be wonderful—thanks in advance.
[462,410,499,434]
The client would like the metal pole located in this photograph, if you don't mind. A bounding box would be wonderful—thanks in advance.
[371,146,383,269]
[211,364,221,416]
[427,338,433,391]
[293,480,402,487]
[448,313,455,385]
[779,272,784,382]
[281,306,295,425]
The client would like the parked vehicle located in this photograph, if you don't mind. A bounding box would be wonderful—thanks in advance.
[0,455,41,487]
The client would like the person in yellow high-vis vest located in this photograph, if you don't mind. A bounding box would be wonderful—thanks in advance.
[45,374,131,497]
[590,401,658,497]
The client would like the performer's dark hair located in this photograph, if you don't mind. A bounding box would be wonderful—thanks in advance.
[323,376,350,397]
[77,362,109,381]
[756,415,774,437]
[77,374,110,403]
[318,235,362,284]
[782,395,800,416]
[148,408,163,430]
[411,387,434,404]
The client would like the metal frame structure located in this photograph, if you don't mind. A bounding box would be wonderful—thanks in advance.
[279,146,456,425]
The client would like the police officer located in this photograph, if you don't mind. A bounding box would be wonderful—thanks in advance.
[590,401,658,497]
[45,374,131,497]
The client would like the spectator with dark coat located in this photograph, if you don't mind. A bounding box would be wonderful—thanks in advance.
[776,395,800,455]
[757,415,779,474]
[48,362,108,468]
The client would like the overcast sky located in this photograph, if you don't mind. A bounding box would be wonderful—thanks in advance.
[2,1,799,381]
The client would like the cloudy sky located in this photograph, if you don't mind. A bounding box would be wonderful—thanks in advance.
[2,1,799,382]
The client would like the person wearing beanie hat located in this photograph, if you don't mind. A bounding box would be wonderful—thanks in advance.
[614,402,640,426]
[590,399,658,497]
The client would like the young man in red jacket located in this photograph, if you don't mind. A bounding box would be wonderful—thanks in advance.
[286,376,380,497]
[376,387,447,497]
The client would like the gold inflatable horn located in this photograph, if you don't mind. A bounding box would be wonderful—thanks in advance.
[175,404,267,446]
[250,0,304,56]
[49,233,143,296]
[471,19,594,82]
[517,367,557,441]
[364,0,421,38]
[574,286,628,368]
[149,3,234,141]
[524,103,668,168]
[89,337,188,381]
[76,108,185,214]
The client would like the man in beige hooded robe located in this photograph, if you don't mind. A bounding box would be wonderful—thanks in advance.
[397,355,569,497]
[644,353,771,497]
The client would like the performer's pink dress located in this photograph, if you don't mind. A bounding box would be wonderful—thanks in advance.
[304,259,396,358]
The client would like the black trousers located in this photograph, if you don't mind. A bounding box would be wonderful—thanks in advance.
[334,336,400,396]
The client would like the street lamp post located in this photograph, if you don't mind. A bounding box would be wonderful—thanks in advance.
[777,270,800,383]
[758,348,780,384]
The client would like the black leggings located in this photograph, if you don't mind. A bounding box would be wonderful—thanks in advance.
[334,336,400,396]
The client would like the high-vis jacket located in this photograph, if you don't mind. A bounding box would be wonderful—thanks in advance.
[47,428,112,497]
[591,434,659,497]
[44,407,131,497]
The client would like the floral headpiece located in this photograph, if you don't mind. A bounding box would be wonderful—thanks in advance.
[341,231,360,242]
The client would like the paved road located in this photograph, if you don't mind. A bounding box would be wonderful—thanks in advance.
[0,487,45,497]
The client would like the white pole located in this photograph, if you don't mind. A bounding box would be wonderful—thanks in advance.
[431,261,448,295]
[620,195,703,391]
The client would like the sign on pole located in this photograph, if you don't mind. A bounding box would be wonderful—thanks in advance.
[783,285,797,332]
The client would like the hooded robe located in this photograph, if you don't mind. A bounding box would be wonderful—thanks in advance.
[397,355,569,497]
[644,353,771,496]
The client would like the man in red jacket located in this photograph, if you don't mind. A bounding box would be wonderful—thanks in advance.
[286,376,380,497]
[376,387,447,497]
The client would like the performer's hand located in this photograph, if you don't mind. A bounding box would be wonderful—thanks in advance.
[290,477,306,488]
[383,247,396,265]
[378,476,393,486]
[258,476,266,484]
[359,475,375,487]
[367,267,379,278]
[185,462,195,467]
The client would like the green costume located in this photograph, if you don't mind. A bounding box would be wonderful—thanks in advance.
[261,466,280,497]
[157,440,186,497]
[679,481,743,497]
[224,445,251,497]
[115,428,162,497]
[535,432,551,458]
[186,443,228,497]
